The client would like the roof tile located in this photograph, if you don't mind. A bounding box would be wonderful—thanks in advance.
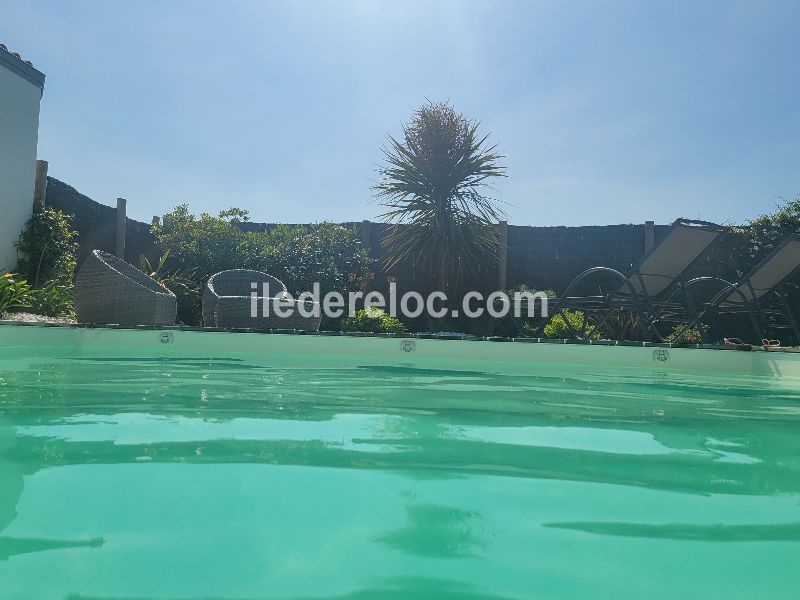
[0,42,35,67]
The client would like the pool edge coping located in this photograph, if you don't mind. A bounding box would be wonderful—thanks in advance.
[1,320,796,353]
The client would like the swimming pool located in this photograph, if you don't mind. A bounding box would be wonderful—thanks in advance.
[1,324,799,599]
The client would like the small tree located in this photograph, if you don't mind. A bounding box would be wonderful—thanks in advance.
[375,101,506,294]
[15,207,79,317]
[15,207,78,288]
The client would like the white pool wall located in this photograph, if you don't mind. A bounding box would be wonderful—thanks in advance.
[1,324,799,380]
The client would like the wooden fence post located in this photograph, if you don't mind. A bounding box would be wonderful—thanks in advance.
[497,220,508,290]
[358,220,371,253]
[115,198,127,259]
[645,220,655,253]
[33,160,48,210]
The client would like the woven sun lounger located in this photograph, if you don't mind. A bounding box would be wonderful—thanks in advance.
[74,250,177,326]
[202,269,321,331]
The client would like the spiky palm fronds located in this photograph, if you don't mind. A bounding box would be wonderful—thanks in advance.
[375,101,506,291]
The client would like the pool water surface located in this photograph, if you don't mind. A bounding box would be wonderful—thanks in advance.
[1,341,799,599]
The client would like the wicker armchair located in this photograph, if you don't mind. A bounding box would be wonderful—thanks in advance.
[74,250,177,326]
[202,270,286,326]
[202,269,321,331]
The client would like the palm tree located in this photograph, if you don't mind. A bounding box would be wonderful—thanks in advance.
[375,101,506,294]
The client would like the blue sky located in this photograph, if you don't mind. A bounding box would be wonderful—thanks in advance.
[2,0,798,226]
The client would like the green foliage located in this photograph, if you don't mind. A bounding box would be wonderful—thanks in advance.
[732,195,800,276]
[151,205,373,325]
[340,308,407,334]
[666,323,709,344]
[217,208,250,223]
[0,273,34,314]
[486,285,554,338]
[27,279,75,318]
[375,101,506,293]
[508,284,556,298]
[745,195,800,242]
[420,285,557,337]
[597,310,644,341]
[150,205,247,280]
[14,207,79,317]
[543,309,599,340]
[734,195,800,343]
[140,250,200,325]
[248,222,374,297]
[16,208,78,288]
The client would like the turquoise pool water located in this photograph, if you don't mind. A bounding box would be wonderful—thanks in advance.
[1,343,799,599]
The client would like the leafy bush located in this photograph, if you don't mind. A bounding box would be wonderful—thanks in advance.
[258,222,374,297]
[543,309,599,340]
[15,207,79,317]
[744,195,800,246]
[150,205,249,284]
[0,273,34,314]
[597,310,643,341]
[478,285,555,337]
[416,285,557,337]
[151,205,373,325]
[340,308,406,334]
[666,323,708,344]
[27,279,75,318]
[16,208,78,288]
[140,251,200,325]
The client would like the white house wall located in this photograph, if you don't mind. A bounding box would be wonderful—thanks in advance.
[0,54,43,272]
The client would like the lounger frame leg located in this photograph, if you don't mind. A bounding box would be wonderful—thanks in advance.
[543,267,647,341]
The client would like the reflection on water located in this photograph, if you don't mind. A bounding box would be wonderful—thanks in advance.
[543,521,800,542]
[0,536,103,561]
[375,504,487,559]
[1,353,800,599]
[65,575,521,600]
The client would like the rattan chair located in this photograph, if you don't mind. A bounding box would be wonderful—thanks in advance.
[74,250,177,326]
[202,269,321,331]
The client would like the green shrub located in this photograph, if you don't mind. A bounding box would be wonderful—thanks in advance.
[0,273,34,314]
[150,205,249,283]
[597,310,643,341]
[340,308,406,334]
[27,279,75,318]
[15,207,79,317]
[140,251,200,325]
[242,222,374,297]
[666,323,708,344]
[16,208,78,288]
[744,195,800,247]
[151,205,373,325]
[496,285,555,337]
[543,309,599,340]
